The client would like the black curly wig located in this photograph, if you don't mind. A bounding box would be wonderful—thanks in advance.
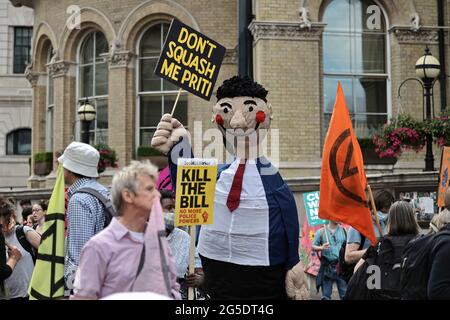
[216,76,268,102]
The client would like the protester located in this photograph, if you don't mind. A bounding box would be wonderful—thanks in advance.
[152,76,300,299]
[72,161,179,300]
[32,200,48,234]
[0,198,40,300]
[21,207,33,227]
[346,201,419,300]
[58,141,109,289]
[312,221,347,300]
[161,190,204,299]
[345,190,394,264]
[19,199,31,214]
[1,199,22,286]
[428,208,450,299]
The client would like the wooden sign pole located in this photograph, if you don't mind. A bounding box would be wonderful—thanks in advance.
[187,225,196,300]
[171,88,183,116]
[367,184,383,240]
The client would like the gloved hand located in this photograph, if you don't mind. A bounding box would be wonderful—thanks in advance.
[285,262,311,300]
[151,113,189,155]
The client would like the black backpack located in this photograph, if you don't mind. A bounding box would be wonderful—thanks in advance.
[345,234,415,300]
[74,188,115,228]
[337,231,365,284]
[400,230,450,300]
[15,225,36,264]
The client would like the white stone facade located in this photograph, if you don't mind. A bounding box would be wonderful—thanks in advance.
[0,0,33,189]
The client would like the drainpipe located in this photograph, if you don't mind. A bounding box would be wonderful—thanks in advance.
[238,0,253,79]
[438,0,447,111]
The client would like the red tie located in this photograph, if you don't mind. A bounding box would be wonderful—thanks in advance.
[226,159,247,212]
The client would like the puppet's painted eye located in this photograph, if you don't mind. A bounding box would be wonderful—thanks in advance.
[223,108,229,114]
[249,106,254,112]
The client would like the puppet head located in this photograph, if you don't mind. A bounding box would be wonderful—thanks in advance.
[212,76,272,158]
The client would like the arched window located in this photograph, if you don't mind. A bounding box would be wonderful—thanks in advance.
[322,0,389,138]
[6,128,31,155]
[137,22,187,148]
[78,31,109,145]
[46,45,54,151]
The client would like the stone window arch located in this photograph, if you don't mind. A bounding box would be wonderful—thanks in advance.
[322,0,390,139]
[136,22,187,147]
[77,31,109,145]
[6,128,31,155]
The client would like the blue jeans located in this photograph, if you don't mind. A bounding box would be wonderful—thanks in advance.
[321,276,347,300]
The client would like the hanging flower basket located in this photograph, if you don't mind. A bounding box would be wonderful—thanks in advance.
[373,114,426,158]
[95,144,119,174]
[425,110,450,147]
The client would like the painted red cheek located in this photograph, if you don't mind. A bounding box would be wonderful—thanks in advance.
[255,111,266,123]
[215,114,224,126]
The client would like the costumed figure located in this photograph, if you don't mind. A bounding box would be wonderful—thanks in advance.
[151,76,300,299]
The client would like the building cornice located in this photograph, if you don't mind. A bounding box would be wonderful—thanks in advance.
[46,60,75,78]
[102,51,136,69]
[389,25,449,44]
[249,21,326,43]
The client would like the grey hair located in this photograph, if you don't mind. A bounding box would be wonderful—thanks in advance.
[111,160,159,215]
[436,209,450,231]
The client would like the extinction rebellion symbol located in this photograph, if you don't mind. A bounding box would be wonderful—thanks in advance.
[329,128,368,207]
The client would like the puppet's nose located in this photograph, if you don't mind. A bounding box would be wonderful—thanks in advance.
[230,111,247,129]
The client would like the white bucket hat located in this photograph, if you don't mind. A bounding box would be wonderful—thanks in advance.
[58,141,100,178]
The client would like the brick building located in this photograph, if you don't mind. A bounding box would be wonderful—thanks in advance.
[10,0,449,191]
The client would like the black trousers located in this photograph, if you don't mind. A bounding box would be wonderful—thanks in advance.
[200,255,287,300]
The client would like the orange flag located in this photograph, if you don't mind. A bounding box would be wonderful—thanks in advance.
[319,82,377,245]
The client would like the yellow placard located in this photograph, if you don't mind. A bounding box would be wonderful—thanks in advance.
[438,146,450,207]
[175,158,217,226]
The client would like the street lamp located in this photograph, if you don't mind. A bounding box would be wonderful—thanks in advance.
[77,99,96,144]
[398,47,440,171]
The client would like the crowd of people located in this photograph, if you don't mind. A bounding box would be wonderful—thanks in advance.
[0,141,209,300]
[312,189,450,300]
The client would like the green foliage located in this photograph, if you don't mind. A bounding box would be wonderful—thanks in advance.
[357,138,376,149]
[137,146,164,157]
[94,144,118,173]
[34,152,53,163]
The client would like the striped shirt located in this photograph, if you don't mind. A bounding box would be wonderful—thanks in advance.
[64,177,109,287]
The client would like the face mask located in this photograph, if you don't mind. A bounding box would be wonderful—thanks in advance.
[164,212,175,231]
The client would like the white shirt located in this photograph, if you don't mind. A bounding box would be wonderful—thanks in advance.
[1,226,35,299]
[197,158,270,266]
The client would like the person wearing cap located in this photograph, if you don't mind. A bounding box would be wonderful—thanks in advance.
[58,141,109,290]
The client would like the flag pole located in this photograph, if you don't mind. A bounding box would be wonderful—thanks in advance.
[187,225,196,300]
[171,88,183,116]
[367,184,383,241]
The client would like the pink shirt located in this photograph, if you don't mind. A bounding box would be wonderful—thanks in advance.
[72,205,180,299]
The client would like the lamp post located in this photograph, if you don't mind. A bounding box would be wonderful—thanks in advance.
[77,99,96,144]
[415,47,440,171]
[399,47,440,172]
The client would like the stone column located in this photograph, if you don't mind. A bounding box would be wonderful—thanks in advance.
[26,67,47,188]
[107,51,135,168]
[48,60,77,156]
